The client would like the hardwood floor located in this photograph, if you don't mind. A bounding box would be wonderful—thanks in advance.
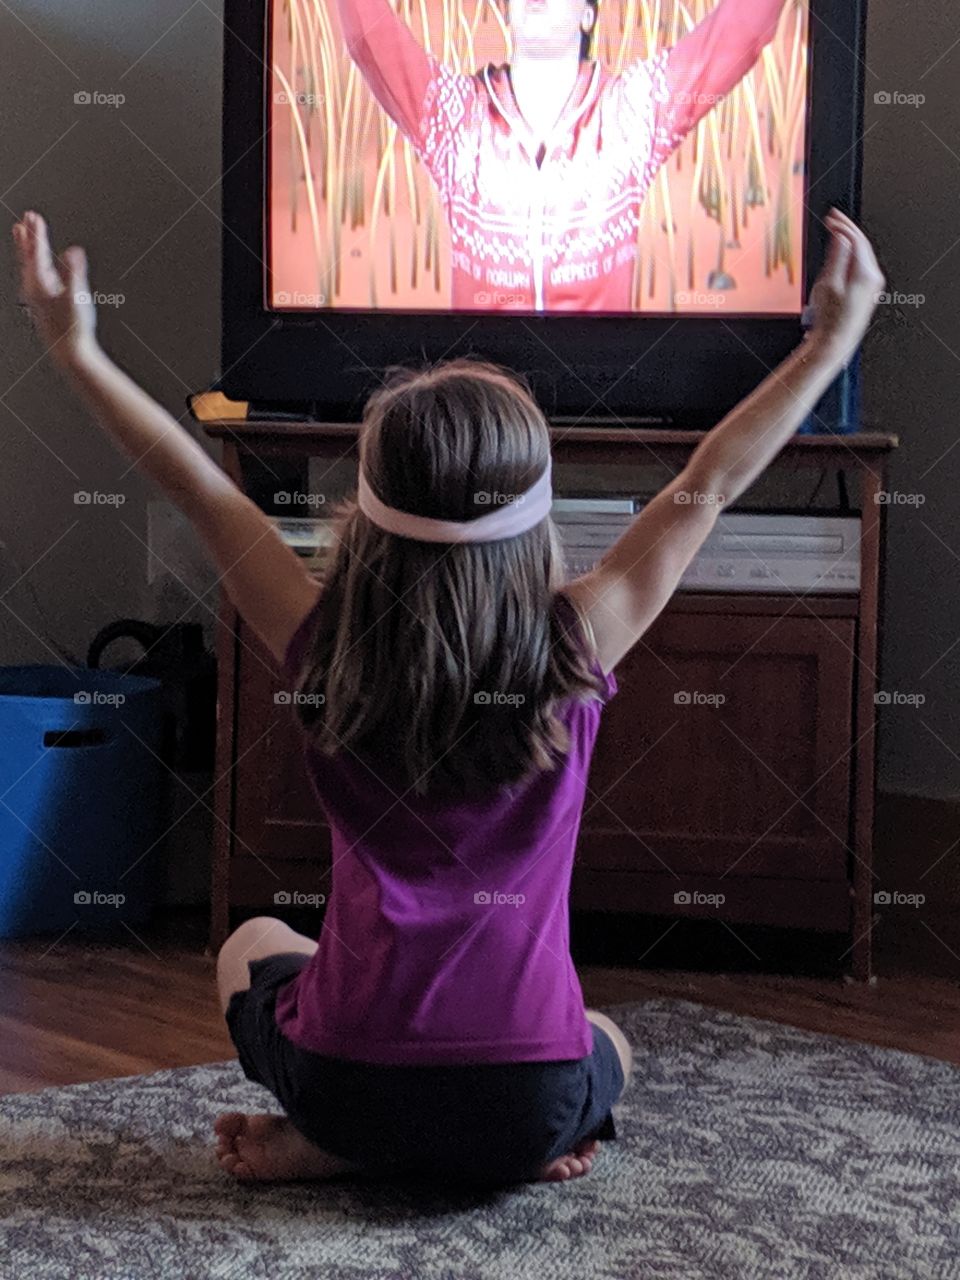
[0,908,957,1094]
[0,923,232,1094]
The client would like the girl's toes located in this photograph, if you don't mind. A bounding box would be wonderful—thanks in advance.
[215,1112,245,1139]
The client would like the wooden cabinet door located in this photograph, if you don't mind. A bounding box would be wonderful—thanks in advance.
[232,622,331,863]
[580,610,856,882]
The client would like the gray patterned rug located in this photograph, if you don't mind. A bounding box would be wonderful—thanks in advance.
[1,999,958,1280]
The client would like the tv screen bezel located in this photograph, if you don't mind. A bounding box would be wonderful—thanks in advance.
[220,0,867,426]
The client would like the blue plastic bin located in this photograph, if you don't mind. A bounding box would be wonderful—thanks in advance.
[0,666,168,937]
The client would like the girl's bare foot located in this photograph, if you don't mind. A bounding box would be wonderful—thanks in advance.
[216,1112,599,1186]
[537,1137,600,1182]
[214,1112,356,1183]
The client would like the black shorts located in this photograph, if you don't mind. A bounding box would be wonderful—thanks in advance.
[225,952,626,1187]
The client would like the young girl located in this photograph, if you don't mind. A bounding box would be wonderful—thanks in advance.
[13,208,883,1187]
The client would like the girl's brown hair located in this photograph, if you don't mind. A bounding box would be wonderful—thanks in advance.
[292,358,606,795]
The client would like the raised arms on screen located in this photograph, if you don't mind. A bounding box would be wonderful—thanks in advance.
[659,0,789,138]
[336,0,438,147]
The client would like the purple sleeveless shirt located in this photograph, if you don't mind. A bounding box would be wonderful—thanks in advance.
[274,592,617,1065]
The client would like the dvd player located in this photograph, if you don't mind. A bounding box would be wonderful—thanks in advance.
[553,502,861,595]
[273,504,862,595]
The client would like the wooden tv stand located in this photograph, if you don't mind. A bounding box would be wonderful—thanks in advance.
[200,414,897,982]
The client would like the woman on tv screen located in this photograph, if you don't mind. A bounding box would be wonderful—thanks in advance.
[331,0,789,311]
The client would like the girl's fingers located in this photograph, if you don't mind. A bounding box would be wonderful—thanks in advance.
[823,209,883,286]
[30,213,61,297]
[820,225,853,289]
[853,235,883,284]
[61,245,89,297]
[13,219,42,298]
[832,211,882,277]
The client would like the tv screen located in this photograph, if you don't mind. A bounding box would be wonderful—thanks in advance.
[267,0,808,317]
[220,0,866,422]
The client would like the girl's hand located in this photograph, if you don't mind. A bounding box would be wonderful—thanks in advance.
[12,211,99,367]
[807,208,886,363]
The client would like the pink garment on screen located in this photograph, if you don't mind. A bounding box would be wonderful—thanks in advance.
[274,593,617,1065]
[337,0,785,311]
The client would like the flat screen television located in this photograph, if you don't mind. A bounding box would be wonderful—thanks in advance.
[220,0,867,426]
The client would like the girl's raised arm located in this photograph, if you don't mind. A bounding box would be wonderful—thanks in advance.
[12,212,320,665]
[566,210,886,676]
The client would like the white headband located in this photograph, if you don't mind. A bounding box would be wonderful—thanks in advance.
[357,461,553,543]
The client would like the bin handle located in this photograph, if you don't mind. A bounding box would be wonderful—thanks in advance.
[43,729,109,749]
[87,619,160,670]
